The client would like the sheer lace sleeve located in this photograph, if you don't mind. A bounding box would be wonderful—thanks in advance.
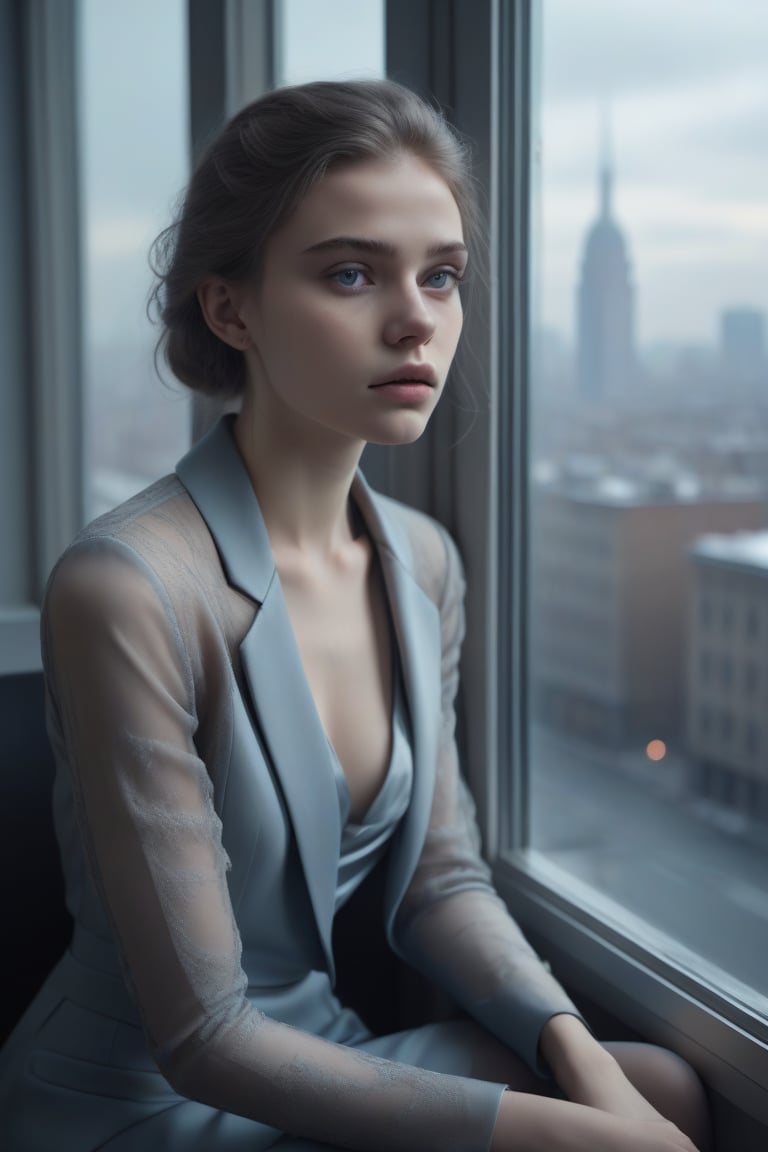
[43,534,505,1152]
[392,523,583,1075]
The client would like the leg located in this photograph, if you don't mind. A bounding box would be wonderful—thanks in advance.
[378,1019,712,1151]
[605,1041,712,1152]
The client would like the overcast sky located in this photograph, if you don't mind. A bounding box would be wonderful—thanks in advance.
[82,0,384,349]
[83,0,765,351]
[537,0,768,347]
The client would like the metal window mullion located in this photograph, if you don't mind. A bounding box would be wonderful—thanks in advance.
[495,0,533,853]
[0,0,32,609]
[224,0,273,116]
[24,0,84,595]
[188,0,274,444]
[384,0,499,849]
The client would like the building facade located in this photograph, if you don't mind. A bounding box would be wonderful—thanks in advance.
[688,531,768,820]
[531,476,766,750]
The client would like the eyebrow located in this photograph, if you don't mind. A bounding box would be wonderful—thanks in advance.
[302,236,468,259]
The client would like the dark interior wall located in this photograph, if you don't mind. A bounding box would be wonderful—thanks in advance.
[0,672,71,1042]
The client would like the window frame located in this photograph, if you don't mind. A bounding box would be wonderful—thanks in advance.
[0,0,83,675]
[0,0,273,669]
[487,0,768,1123]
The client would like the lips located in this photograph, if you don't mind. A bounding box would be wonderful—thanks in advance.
[370,364,438,388]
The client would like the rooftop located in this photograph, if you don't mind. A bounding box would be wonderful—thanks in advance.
[692,530,768,574]
[532,459,765,508]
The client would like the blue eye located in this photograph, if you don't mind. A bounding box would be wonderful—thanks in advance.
[426,270,458,290]
[332,269,365,288]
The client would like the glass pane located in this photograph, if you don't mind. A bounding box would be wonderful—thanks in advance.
[80,0,190,521]
[275,0,384,86]
[528,0,768,1013]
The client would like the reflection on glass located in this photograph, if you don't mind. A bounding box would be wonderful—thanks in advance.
[80,0,190,520]
[528,0,768,1009]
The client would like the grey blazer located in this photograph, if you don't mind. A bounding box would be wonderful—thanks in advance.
[0,417,579,1152]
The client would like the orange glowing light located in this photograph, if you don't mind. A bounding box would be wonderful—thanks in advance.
[646,739,666,762]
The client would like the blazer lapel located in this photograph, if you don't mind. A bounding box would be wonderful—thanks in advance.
[176,419,445,970]
[239,584,341,976]
[176,418,341,975]
[350,477,443,937]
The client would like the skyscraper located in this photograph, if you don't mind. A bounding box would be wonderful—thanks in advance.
[576,144,635,401]
[720,307,766,389]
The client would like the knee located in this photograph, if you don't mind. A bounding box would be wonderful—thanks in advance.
[610,1040,711,1150]
[641,1046,711,1151]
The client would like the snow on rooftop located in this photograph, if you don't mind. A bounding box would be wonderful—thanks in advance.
[693,530,768,572]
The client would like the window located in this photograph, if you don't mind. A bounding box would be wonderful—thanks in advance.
[523,0,768,998]
[493,0,768,1115]
[0,0,82,669]
[699,650,711,683]
[746,603,760,637]
[746,722,761,758]
[745,661,759,695]
[274,0,384,86]
[79,0,191,520]
[698,705,711,736]
[699,596,712,629]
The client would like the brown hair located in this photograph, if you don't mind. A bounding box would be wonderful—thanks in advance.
[150,79,484,396]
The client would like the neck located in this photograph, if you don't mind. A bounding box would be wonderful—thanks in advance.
[233,390,366,559]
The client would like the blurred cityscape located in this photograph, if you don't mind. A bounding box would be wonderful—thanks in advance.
[87,343,190,520]
[530,152,768,833]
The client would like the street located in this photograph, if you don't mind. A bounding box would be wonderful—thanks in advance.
[529,726,768,1003]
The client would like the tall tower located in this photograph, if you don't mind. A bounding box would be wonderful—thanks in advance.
[576,121,635,400]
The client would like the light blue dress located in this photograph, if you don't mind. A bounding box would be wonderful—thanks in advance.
[333,659,413,913]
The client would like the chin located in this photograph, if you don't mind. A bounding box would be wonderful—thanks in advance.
[368,425,431,447]
[365,411,435,447]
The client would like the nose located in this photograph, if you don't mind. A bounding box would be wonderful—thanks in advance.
[382,284,436,347]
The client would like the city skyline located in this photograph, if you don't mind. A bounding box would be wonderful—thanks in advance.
[538,141,767,363]
[537,0,768,347]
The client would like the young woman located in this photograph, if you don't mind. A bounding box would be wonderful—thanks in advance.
[0,80,710,1152]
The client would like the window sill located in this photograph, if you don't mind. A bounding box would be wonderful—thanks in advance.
[493,850,768,1124]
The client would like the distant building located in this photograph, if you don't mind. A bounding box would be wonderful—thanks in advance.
[720,308,766,389]
[576,156,635,401]
[531,474,766,749]
[688,531,768,820]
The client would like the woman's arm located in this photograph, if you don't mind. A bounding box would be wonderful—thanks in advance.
[391,523,702,1152]
[392,524,583,1072]
[491,1090,699,1152]
[44,535,507,1152]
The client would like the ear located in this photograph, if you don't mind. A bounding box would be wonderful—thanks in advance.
[196,278,253,351]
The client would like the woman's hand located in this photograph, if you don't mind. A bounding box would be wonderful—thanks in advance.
[564,1045,669,1123]
[491,1091,700,1152]
[539,1013,668,1123]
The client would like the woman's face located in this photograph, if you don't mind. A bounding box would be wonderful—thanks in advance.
[235,152,467,448]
